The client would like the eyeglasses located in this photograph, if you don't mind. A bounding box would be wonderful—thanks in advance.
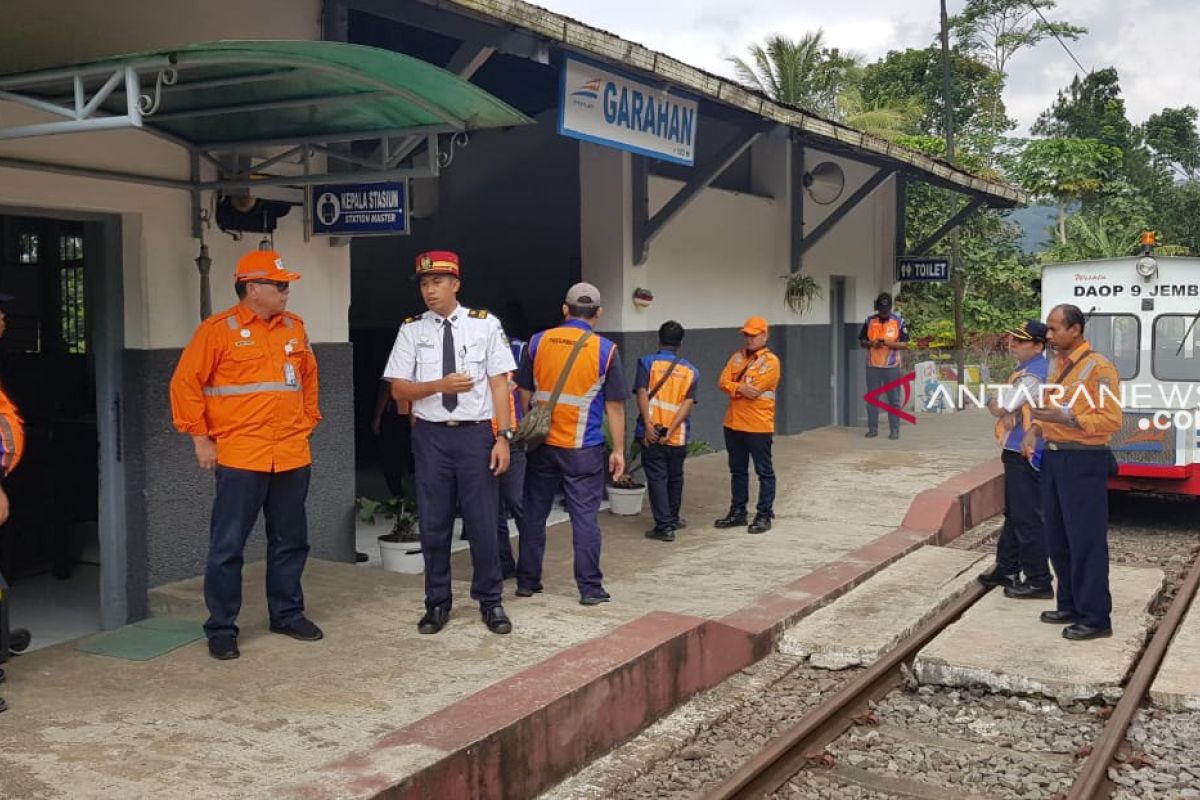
[249,280,290,292]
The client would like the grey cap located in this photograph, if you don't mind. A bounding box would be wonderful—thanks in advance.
[565,281,602,308]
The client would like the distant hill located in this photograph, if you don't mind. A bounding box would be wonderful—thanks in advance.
[1004,202,1058,254]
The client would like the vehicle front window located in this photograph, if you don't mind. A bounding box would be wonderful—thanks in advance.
[1153,314,1200,381]
[1086,314,1139,379]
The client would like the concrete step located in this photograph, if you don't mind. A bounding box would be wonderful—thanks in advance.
[1149,586,1200,711]
[779,547,988,670]
[914,564,1165,703]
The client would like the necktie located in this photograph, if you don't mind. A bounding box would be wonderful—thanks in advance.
[442,319,458,412]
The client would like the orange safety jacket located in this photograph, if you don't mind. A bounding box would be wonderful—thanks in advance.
[636,351,699,447]
[529,321,617,449]
[490,375,518,437]
[862,313,906,368]
[1038,340,1123,447]
[719,347,780,433]
[0,383,24,476]
[170,303,321,472]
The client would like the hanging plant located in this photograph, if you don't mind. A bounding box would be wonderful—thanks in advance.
[783,272,823,315]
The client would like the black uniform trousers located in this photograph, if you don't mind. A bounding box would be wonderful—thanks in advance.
[412,419,502,612]
[642,443,687,529]
[496,446,525,577]
[996,449,1052,587]
[724,427,775,517]
[204,465,311,639]
[866,366,903,434]
[1041,448,1112,630]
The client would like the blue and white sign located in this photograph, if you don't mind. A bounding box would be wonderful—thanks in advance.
[897,256,952,282]
[311,181,408,236]
[558,55,699,166]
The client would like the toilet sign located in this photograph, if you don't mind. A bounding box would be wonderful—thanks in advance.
[311,181,409,236]
[897,256,951,282]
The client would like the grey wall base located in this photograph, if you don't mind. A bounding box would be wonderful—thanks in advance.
[606,323,839,450]
[121,342,356,622]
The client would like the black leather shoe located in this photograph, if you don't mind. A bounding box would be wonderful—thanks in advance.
[714,512,748,529]
[1004,581,1054,600]
[865,430,878,438]
[270,617,324,641]
[482,606,512,635]
[645,527,676,542]
[1063,623,1112,641]
[580,591,611,606]
[418,605,451,634]
[1040,609,1079,625]
[0,696,7,713]
[747,515,772,534]
[888,431,900,440]
[514,584,543,598]
[208,635,240,660]
[355,551,370,563]
[977,570,1019,589]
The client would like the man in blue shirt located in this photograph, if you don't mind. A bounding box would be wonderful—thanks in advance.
[635,321,699,542]
[980,320,1052,599]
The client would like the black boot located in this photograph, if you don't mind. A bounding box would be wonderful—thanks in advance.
[714,510,748,529]
[747,514,772,534]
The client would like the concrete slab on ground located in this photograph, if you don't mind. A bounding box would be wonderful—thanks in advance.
[913,564,1165,702]
[1150,589,1200,711]
[779,547,988,669]
[0,411,1001,799]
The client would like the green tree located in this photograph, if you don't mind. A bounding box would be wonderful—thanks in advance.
[727,30,860,117]
[1144,106,1200,182]
[952,0,1085,140]
[1012,137,1122,244]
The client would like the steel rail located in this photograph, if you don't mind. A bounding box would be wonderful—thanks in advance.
[1066,550,1200,800]
[705,581,987,800]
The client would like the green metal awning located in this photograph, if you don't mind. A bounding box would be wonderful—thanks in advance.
[0,40,531,147]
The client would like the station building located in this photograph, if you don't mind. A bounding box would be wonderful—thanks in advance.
[0,0,1023,636]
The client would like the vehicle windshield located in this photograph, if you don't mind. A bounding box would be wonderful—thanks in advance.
[1153,314,1200,380]
[1085,314,1139,379]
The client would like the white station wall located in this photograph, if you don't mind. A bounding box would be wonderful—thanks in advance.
[580,135,897,333]
[0,0,349,349]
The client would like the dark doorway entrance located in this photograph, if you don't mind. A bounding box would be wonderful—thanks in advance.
[0,214,103,646]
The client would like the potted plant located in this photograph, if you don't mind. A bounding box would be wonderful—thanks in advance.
[604,420,646,515]
[358,477,424,574]
[782,272,823,315]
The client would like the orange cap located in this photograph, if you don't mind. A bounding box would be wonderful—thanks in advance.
[741,315,768,336]
[415,250,460,278]
[235,250,302,282]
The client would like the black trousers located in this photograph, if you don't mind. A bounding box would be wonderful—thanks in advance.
[496,447,525,576]
[866,366,902,434]
[642,443,687,529]
[204,465,311,639]
[995,449,1051,586]
[724,427,775,517]
[1042,448,1112,629]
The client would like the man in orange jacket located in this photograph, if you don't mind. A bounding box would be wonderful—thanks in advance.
[170,250,323,661]
[714,316,781,534]
[0,291,25,714]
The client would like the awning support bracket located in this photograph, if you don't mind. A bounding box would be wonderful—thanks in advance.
[909,196,986,257]
[796,168,892,258]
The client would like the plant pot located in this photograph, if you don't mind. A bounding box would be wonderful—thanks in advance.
[607,485,646,516]
[378,536,425,574]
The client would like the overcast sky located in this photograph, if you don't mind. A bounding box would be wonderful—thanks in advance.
[534,0,1199,135]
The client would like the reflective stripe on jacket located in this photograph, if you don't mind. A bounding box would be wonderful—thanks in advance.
[529,322,616,448]
[719,347,780,434]
[1039,340,1123,447]
[636,352,699,446]
[170,303,321,471]
[0,384,24,475]
[865,314,904,368]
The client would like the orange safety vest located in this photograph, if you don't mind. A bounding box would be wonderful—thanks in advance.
[719,347,780,434]
[529,321,617,449]
[490,374,519,437]
[1039,341,1123,447]
[865,314,904,368]
[0,383,24,476]
[639,352,698,447]
[170,303,322,472]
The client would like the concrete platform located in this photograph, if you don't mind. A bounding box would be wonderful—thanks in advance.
[914,564,1165,702]
[779,547,988,669]
[0,411,1006,799]
[1150,590,1200,711]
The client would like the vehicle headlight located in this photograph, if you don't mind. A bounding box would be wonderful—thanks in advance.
[1136,256,1158,278]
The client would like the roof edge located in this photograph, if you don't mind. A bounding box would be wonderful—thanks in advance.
[441,0,1026,207]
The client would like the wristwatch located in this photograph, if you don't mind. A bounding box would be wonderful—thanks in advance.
[498,428,516,442]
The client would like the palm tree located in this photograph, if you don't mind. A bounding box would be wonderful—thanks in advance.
[727,30,859,118]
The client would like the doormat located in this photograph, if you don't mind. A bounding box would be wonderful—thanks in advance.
[76,617,204,661]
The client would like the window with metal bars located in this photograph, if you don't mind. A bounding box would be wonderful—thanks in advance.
[59,233,86,354]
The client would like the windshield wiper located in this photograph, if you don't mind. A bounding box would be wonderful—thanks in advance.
[1177,306,1200,357]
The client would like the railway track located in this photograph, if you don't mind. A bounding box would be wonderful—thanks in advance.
[704,521,1200,800]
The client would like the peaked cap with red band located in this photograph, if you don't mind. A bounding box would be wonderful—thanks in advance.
[414,250,460,278]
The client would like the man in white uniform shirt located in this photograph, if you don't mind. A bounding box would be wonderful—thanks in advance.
[383,250,517,635]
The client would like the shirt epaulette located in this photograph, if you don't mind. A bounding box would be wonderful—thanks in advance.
[402,315,420,325]
[468,309,490,319]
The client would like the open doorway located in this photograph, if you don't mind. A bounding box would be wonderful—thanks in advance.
[0,212,123,647]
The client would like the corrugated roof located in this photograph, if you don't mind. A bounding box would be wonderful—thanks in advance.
[442,0,1026,206]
